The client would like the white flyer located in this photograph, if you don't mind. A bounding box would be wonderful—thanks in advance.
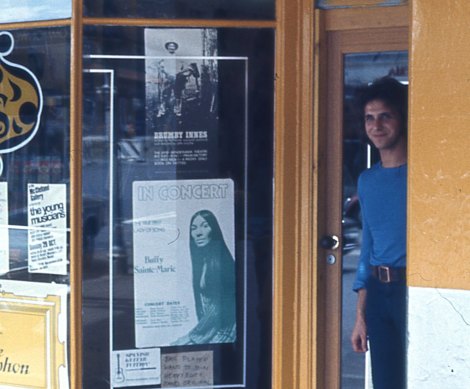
[132,178,236,348]
[27,183,67,275]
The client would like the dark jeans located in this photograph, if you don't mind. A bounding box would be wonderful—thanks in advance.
[366,276,407,389]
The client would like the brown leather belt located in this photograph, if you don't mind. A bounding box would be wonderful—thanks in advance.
[371,265,406,283]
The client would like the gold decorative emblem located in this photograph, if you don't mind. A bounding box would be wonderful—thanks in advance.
[0,31,43,153]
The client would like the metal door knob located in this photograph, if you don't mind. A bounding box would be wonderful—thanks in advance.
[320,235,339,250]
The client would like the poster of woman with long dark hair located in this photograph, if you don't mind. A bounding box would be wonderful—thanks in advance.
[171,209,236,345]
[132,178,237,347]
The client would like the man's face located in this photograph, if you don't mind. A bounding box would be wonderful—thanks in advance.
[364,99,404,151]
[166,43,177,54]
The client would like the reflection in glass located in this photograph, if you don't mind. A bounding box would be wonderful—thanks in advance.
[0,27,71,387]
[341,51,408,389]
[84,0,274,20]
[0,27,70,283]
[0,0,71,23]
[82,26,274,389]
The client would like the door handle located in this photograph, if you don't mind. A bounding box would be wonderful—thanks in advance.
[320,235,340,250]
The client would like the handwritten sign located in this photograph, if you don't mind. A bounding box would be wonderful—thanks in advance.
[161,351,213,387]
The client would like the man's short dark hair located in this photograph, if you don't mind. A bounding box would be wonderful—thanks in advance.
[357,76,408,134]
[165,41,179,52]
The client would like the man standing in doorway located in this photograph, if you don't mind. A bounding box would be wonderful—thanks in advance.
[351,77,408,389]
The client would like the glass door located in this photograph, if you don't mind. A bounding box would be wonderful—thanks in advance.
[341,51,408,389]
[318,23,408,389]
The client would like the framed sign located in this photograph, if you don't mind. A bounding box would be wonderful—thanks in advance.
[0,280,69,389]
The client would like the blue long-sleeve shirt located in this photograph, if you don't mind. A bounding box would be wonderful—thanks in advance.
[352,162,407,291]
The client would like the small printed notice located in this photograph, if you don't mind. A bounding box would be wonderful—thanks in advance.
[27,183,67,275]
[161,351,213,388]
[0,182,8,273]
[112,348,161,388]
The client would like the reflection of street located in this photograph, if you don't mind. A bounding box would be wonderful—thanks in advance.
[342,248,365,389]
[83,154,366,387]
[82,258,134,389]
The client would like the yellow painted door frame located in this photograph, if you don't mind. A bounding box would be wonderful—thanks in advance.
[273,0,317,387]
[273,3,409,389]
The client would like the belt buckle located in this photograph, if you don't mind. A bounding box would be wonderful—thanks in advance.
[378,266,391,283]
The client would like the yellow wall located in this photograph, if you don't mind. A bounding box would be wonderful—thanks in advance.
[408,0,470,290]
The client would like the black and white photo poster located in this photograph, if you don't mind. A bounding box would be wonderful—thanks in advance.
[132,178,236,347]
[144,28,219,174]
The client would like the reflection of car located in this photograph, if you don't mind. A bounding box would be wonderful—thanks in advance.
[342,152,364,254]
[5,195,106,276]
[342,195,362,254]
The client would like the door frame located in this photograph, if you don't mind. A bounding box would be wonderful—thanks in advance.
[315,6,408,389]
[272,3,409,388]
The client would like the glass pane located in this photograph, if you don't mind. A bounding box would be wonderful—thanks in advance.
[341,50,408,389]
[0,0,71,23]
[82,26,274,389]
[316,0,406,10]
[84,0,274,21]
[0,26,71,388]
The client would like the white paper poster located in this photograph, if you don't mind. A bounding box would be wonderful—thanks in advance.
[112,348,161,388]
[0,182,8,274]
[144,29,219,175]
[133,178,236,348]
[27,183,67,275]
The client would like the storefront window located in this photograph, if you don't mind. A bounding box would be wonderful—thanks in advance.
[0,26,70,281]
[84,0,275,21]
[82,26,274,389]
[0,26,70,388]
